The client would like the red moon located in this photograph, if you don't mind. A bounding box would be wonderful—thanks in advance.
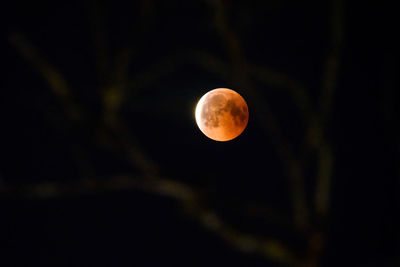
[195,88,249,141]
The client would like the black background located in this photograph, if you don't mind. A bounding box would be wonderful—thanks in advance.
[0,1,398,266]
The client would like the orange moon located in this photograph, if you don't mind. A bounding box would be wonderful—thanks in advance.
[195,88,249,141]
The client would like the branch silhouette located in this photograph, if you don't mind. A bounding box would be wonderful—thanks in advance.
[4,1,346,266]
[8,32,300,266]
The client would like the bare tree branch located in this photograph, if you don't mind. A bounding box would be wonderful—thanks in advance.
[88,0,110,83]
[6,2,348,265]
[0,174,299,265]
[320,0,344,121]
[205,0,309,229]
[314,0,344,218]
[9,33,82,122]
[191,50,231,81]
[251,65,313,121]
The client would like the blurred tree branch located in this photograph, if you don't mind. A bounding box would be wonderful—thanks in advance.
[8,27,299,267]
[205,0,310,230]
[4,0,347,266]
[88,0,110,83]
[8,33,82,122]
[252,65,312,121]
[0,173,299,265]
[314,0,344,219]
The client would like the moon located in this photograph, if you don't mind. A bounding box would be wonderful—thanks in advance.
[195,88,249,141]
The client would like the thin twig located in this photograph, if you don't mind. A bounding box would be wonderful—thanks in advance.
[9,33,82,122]
[314,0,344,218]
[252,65,313,121]
[88,0,110,84]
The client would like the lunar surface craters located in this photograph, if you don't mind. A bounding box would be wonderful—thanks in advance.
[195,88,249,141]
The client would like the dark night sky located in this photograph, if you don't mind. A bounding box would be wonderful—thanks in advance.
[0,1,398,266]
